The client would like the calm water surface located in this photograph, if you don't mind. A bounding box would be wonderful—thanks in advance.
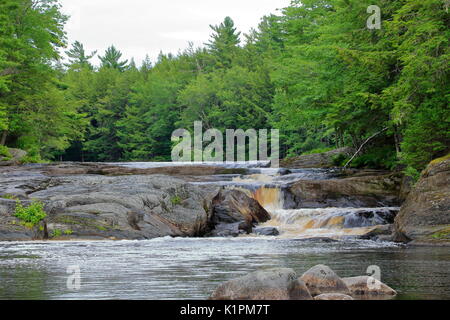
[0,238,449,300]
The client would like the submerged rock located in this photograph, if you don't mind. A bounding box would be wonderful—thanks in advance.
[300,265,351,296]
[394,155,450,245]
[342,276,397,297]
[315,293,354,300]
[210,268,313,300]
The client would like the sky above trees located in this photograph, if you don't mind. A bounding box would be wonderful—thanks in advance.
[60,0,291,65]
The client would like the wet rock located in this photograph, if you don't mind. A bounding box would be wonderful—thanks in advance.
[300,265,351,296]
[280,147,353,169]
[359,224,394,241]
[209,222,250,237]
[315,293,354,300]
[210,268,313,300]
[394,155,450,245]
[254,227,279,236]
[342,276,397,297]
[209,189,271,237]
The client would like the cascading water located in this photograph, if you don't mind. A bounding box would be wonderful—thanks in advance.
[228,168,400,239]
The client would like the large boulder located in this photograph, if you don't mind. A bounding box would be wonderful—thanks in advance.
[208,189,271,237]
[299,265,351,296]
[342,276,397,297]
[289,171,402,208]
[280,147,353,169]
[210,268,313,300]
[394,155,450,245]
[315,293,354,300]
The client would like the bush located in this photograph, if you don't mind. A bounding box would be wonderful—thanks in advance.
[14,200,47,228]
[0,145,11,159]
[51,229,62,238]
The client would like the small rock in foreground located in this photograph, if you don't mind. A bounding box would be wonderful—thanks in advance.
[342,276,397,297]
[210,268,313,300]
[300,264,351,296]
[314,293,354,300]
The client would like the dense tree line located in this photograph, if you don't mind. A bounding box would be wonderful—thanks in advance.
[0,0,448,177]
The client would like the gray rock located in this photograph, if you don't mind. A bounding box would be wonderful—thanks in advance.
[314,293,354,300]
[209,189,271,237]
[300,265,351,296]
[254,227,279,236]
[0,166,221,240]
[210,268,313,300]
[280,147,353,169]
[0,148,27,166]
[394,156,450,244]
[342,276,397,297]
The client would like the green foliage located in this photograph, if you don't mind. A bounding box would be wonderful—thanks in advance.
[51,229,62,238]
[302,147,334,156]
[99,45,129,71]
[0,145,10,157]
[0,0,446,173]
[170,196,182,206]
[14,201,47,228]
[63,229,73,235]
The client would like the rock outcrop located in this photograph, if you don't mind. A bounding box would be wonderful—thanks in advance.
[210,268,313,300]
[280,147,353,169]
[299,265,351,296]
[288,171,402,208]
[342,276,397,297]
[394,155,450,245]
[208,189,271,237]
[0,165,221,241]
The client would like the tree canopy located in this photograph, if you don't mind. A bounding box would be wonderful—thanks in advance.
[1,0,448,177]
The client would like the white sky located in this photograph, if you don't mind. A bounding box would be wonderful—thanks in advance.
[60,0,291,66]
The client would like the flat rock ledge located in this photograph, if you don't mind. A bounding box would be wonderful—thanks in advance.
[210,265,397,300]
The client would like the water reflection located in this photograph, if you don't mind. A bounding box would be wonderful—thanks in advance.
[0,239,449,300]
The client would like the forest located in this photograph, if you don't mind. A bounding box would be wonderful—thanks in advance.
[0,0,449,179]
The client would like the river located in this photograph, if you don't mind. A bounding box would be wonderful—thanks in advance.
[0,162,449,300]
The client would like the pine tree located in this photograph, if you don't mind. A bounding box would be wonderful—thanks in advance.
[65,41,97,70]
[206,17,241,68]
[99,45,129,71]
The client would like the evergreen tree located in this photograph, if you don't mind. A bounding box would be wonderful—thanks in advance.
[65,41,97,70]
[99,45,129,71]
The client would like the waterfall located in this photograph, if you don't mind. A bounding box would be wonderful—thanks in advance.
[252,187,284,211]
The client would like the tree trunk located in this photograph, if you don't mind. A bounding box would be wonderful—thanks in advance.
[0,130,7,146]
[344,127,389,169]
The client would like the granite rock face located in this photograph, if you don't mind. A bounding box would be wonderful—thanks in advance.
[0,165,221,240]
[394,155,450,245]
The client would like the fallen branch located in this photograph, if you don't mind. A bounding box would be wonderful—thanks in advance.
[343,127,389,169]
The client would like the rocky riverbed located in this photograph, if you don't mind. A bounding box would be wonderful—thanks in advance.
[0,154,449,245]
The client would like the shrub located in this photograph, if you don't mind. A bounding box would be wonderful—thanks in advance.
[0,145,11,157]
[51,229,62,238]
[170,196,182,205]
[14,200,47,227]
